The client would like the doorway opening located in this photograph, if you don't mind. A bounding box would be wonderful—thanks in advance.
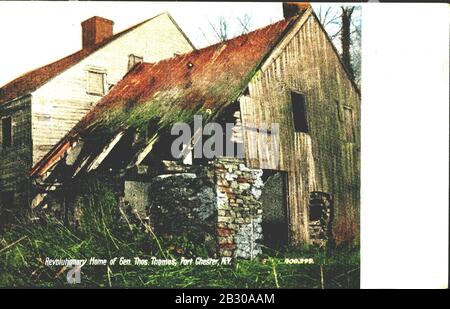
[260,170,288,249]
[308,191,333,246]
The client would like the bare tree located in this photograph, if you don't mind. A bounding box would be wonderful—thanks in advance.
[349,7,361,86]
[237,13,252,35]
[316,5,341,40]
[317,5,361,85]
[206,14,253,43]
[341,6,355,80]
[208,16,229,42]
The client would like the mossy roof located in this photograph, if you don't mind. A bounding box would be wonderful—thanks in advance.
[30,17,295,177]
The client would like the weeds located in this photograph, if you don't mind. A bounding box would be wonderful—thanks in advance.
[0,187,359,288]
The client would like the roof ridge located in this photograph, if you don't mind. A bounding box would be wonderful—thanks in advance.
[142,18,289,68]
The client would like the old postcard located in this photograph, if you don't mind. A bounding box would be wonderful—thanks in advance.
[0,1,446,293]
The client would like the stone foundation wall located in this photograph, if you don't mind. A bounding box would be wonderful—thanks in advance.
[145,167,218,251]
[38,158,265,259]
[214,158,264,259]
[125,158,265,259]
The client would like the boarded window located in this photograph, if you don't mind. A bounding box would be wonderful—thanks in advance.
[128,54,143,71]
[2,117,12,148]
[87,71,105,95]
[344,106,355,142]
[291,91,308,133]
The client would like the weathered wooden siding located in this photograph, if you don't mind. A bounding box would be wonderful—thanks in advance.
[0,95,32,214]
[31,13,194,165]
[240,12,360,245]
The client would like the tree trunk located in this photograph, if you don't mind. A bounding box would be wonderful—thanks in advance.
[341,7,354,80]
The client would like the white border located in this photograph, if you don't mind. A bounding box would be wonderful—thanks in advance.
[361,3,449,289]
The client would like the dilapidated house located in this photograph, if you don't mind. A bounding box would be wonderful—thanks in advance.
[3,4,360,258]
[0,12,195,223]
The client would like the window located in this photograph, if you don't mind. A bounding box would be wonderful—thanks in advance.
[87,70,106,95]
[128,54,143,71]
[291,91,308,133]
[2,117,12,148]
[335,99,343,122]
[344,106,355,142]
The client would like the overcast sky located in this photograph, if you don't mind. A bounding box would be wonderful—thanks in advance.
[0,1,290,87]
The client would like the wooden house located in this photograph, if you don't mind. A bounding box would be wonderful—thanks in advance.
[0,12,195,222]
[10,4,359,256]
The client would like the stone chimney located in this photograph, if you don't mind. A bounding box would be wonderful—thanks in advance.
[81,16,114,49]
[283,2,311,19]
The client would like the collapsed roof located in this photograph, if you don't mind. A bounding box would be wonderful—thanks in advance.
[29,15,299,179]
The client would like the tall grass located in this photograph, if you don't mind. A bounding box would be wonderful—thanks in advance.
[0,186,359,288]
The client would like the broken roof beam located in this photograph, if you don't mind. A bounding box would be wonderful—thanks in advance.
[86,131,126,172]
[30,141,73,178]
[179,127,202,160]
[72,155,93,178]
[126,133,159,169]
[31,193,48,209]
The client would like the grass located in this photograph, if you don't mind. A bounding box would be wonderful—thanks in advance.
[0,186,359,288]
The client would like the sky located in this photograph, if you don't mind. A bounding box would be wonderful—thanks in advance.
[0,1,287,87]
[0,2,356,88]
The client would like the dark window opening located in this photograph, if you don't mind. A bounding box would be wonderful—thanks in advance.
[335,99,343,122]
[2,117,12,148]
[308,191,333,244]
[309,205,324,221]
[344,106,355,142]
[291,91,308,133]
